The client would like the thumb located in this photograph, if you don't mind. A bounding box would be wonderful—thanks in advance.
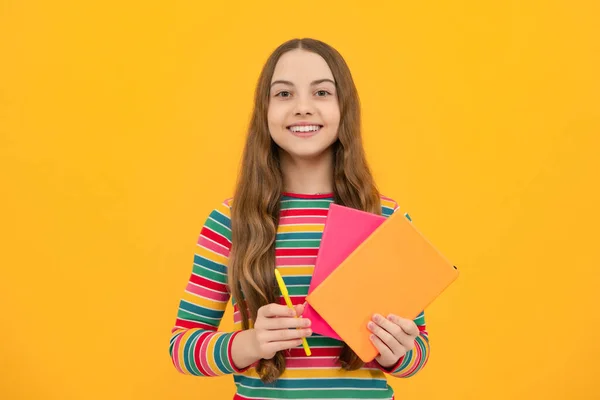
[294,303,306,317]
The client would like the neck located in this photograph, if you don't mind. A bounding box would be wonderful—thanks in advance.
[280,149,334,195]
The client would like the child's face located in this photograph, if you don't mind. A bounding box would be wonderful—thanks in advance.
[268,49,340,161]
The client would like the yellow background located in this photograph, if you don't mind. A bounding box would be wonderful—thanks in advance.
[1,0,599,399]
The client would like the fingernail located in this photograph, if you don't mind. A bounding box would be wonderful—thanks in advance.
[368,322,374,329]
[373,314,381,322]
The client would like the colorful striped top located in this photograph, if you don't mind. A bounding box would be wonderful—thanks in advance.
[169,193,430,399]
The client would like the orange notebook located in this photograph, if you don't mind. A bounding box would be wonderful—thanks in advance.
[305,206,459,363]
[303,204,387,340]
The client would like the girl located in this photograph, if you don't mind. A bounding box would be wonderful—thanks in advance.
[169,38,429,400]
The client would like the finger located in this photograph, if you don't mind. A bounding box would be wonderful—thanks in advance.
[387,315,417,350]
[388,314,419,336]
[294,303,305,317]
[266,327,312,342]
[261,316,311,330]
[266,339,305,354]
[259,303,296,318]
[369,333,394,359]
[372,314,404,338]
[377,314,416,350]
[367,321,405,356]
[398,335,416,352]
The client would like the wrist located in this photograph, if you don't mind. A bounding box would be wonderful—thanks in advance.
[245,328,261,361]
[376,355,404,372]
[231,329,260,371]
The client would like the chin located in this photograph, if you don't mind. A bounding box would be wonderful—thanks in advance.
[280,144,336,161]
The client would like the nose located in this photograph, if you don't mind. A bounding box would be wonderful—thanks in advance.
[293,94,314,116]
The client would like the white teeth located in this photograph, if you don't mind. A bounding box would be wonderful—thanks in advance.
[289,125,321,132]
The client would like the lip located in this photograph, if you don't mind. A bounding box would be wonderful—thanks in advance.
[286,123,323,138]
[288,128,321,138]
[286,121,324,128]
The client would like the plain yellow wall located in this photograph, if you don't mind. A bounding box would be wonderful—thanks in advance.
[1,1,599,399]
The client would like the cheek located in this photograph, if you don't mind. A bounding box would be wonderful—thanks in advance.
[324,103,341,127]
[267,105,286,132]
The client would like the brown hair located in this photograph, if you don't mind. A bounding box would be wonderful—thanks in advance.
[229,38,381,383]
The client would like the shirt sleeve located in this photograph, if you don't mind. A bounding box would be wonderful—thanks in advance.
[372,197,431,378]
[169,199,250,376]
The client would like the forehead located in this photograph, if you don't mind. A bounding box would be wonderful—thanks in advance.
[271,49,334,83]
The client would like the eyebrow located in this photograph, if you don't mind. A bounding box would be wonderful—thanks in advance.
[270,78,336,87]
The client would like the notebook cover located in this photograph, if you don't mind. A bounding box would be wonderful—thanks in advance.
[305,206,459,362]
[303,204,386,340]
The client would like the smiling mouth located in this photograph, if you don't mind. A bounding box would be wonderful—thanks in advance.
[286,125,323,134]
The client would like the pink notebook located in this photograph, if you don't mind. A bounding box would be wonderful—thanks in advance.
[303,204,387,340]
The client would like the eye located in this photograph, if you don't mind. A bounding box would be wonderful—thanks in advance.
[275,91,291,98]
[316,90,331,97]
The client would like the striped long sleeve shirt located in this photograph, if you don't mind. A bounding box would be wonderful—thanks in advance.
[169,192,430,399]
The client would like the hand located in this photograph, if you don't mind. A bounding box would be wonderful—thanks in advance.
[251,303,312,360]
[367,313,419,368]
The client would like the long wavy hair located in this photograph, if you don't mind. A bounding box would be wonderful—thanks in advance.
[229,38,382,383]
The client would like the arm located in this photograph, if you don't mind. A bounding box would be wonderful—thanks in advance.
[169,200,250,376]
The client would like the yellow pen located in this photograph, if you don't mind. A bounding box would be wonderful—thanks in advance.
[274,268,311,356]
